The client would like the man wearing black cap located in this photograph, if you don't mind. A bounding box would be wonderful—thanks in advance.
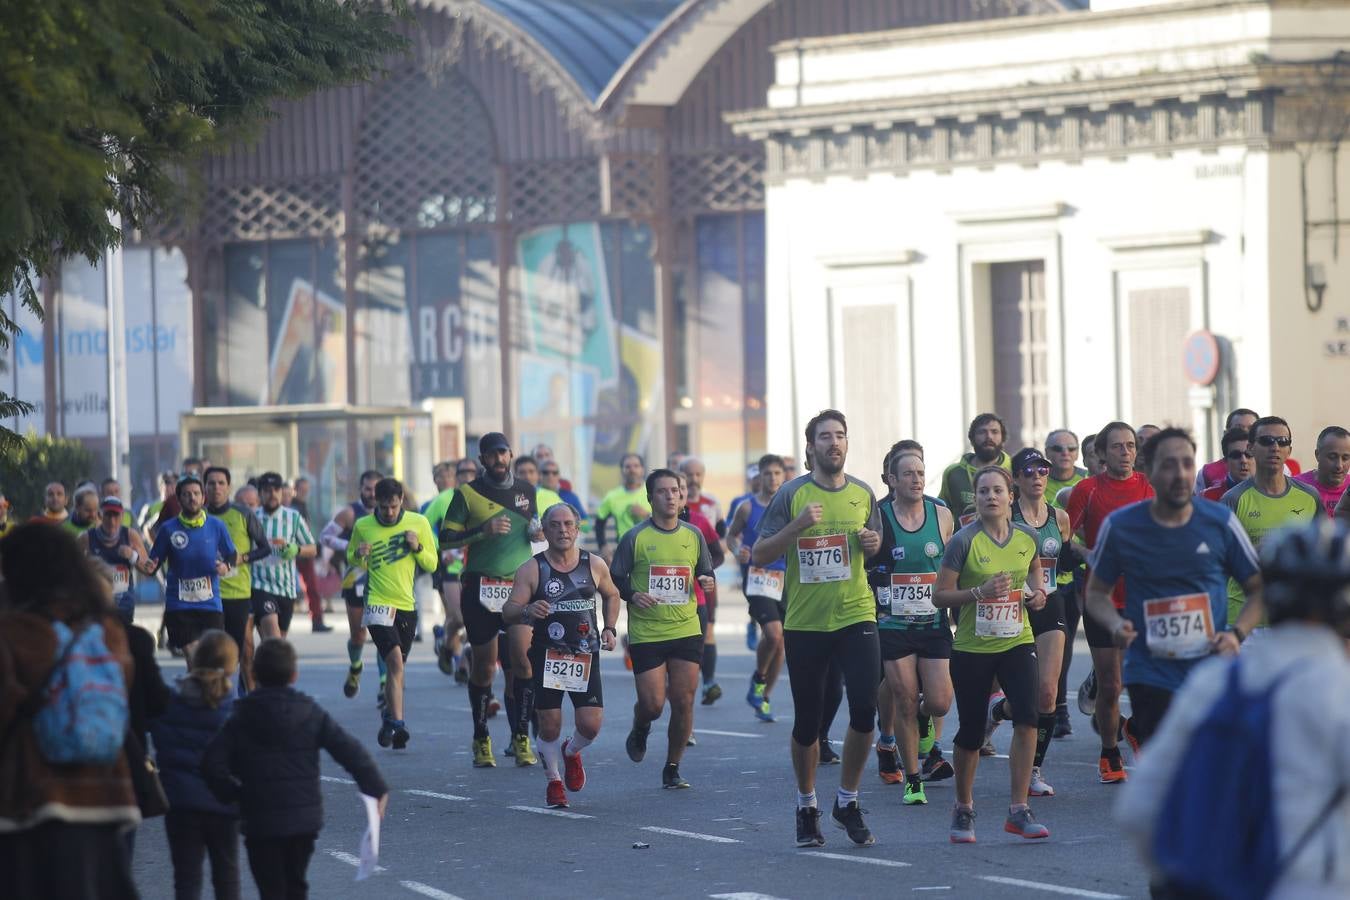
[83,495,150,625]
[441,433,543,768]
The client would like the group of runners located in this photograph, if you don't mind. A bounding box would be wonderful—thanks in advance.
[53,404,1350,848]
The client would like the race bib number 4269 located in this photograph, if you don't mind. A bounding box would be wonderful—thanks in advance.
[1144,593,1214,659]
[796,534,850,583]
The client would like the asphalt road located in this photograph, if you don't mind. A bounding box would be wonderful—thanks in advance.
[129,596,1151,900]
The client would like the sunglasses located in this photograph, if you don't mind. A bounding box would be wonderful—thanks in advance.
[1020,465,1050,477]
[1255,435,1292,448]
[456,469,477,477]
[1226,450,1253,460]
[1047,444,1077,454]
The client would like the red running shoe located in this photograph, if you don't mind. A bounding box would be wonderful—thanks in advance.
[562,739,586,792]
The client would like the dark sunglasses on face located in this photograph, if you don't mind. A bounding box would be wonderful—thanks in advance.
[1255,435,1292,448]
[541,469,559,476]
[1226,450,1253,460]
[1020,465,1050,477]
[1047,445,1077,454]
[456,469,476,477]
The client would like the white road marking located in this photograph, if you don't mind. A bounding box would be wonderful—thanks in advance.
[325,849,385,872]
[508,804,593,820]
[320,775,355,784]
[912,889,952,893]
[406,789,471,802]
[977,876,1124,899]
[640,826,741,844]
[801,851,911,868]
[710,893,791,900]
[400,882,467,900]
[695,729,765,738]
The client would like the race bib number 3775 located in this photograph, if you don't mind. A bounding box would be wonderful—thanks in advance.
[975,590,1024,639]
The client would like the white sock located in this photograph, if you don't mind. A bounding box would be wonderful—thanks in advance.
[797,790,817,809]
[565,733,593,755]
[836,787,859,808]
[537,736,563,781]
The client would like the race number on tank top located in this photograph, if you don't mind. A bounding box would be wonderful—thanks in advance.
[542,650,590,691]
[885,572,938,617]
[1144,593,1214,659]
[1038,558,1057,594]
[976,589,1024,638]
[111,565,131,596]
[746,566,785,601]
[363,602,395,627]
[796,533,850,583]
[478,576,512,612]
[649,565,692,604]
[179,576,213,603]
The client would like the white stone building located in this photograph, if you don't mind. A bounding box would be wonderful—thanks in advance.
[732,0,1350,478]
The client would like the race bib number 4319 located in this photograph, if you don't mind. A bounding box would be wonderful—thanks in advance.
[797,534,850,583]
[1144,593,1214,659]
[649,566,691,605]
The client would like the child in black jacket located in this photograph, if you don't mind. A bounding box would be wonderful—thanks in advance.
[203,638,388,900]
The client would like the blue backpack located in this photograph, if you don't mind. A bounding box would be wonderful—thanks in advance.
[32,621,129,766]
[1153,660,1341,899]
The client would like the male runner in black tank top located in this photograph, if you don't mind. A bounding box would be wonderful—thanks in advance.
[504,503,622,809]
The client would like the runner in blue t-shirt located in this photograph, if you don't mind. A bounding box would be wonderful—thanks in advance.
[1084,428,1263,753]
[144,474,237,657]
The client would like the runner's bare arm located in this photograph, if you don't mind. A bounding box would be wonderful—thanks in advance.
[502,560,539,626]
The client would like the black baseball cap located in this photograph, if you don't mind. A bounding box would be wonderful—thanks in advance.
[257,471,284,490]
[1011,448,1051,471]
[479,432,511,454]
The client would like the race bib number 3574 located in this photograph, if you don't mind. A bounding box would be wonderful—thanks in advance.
[1144,593,1214,659]
[796,534,850,583]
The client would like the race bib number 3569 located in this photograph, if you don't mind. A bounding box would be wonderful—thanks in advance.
[479,577,512,613]
[797,534,850,583]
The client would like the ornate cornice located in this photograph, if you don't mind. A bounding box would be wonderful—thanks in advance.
[751,87,1274,181]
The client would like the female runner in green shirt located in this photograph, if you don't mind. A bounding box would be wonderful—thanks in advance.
[934,466,1049,843]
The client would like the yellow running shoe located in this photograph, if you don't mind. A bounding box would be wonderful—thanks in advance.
[512,733,538,767]
[473,736,496,768]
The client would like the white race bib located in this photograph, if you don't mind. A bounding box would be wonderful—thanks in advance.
[649,565,691,605]
[363,603,395,627]
[887,572,938,618]
[354,579,366,598]
[178,576,213,603]
[1144,593,1214,659]
[975,590,1024,639]
[746,566,785,601]
[478,577,512,613]
[1039,557,1057,594]
[541,649,591,692]
[796,534,850,583]
[223,567,239,580]
[111,565,131,596]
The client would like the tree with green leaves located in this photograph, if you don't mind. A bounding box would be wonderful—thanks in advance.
[0,0,409,445]
[0,433,95,520]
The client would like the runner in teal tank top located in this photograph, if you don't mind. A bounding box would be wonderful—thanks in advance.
[1010,448,1074,799]
[865,451,955,806]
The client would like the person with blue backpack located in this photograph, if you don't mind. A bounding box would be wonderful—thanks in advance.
[151,629,241,900]
[1085,427,1267,751]
[1118,516,1350,899]
[0,522,138,899]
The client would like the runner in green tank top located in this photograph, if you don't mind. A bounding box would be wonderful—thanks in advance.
[866,450,954,806]
[1010,448,1074,799]
[934,466,1050,843]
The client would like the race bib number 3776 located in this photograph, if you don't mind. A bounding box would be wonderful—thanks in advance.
[796,534,850,583]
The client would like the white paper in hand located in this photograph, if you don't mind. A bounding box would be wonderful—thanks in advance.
[357,794,381,881]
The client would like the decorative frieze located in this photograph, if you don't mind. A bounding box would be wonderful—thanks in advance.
[762,92,1276,180]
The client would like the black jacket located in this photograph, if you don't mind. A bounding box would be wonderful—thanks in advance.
[201,686,386,838]
[150,680,236,817]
